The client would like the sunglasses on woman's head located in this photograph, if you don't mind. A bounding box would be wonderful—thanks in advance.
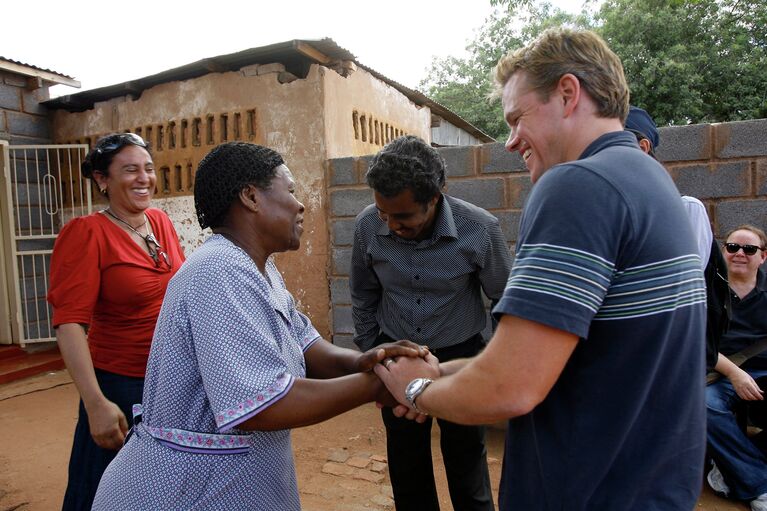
[93,133,147,157]
[724,242,764,256]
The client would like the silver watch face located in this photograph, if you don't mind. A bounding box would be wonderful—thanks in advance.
[406,378,430,404]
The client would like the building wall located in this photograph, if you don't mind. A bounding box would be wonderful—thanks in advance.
[0,71,52,144]
[322,66,431,159]
[0,72,56,344]
[50,63,439,337]
[326,118,767,349]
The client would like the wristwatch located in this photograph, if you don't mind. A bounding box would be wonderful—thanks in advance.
[405,377,434,413]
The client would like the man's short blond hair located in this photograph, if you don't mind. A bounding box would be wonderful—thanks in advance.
[493,27,629,122]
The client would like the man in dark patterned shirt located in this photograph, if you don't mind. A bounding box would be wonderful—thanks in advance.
[350,135,511,511]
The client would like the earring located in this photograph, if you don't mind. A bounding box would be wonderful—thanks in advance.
[99,187,107,195]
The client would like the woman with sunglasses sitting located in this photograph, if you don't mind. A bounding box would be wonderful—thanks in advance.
[706,224,767,511]
[47,133,185,511]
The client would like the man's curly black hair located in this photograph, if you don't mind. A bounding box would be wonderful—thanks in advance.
[194,142,284,229]
[365,135,445,204]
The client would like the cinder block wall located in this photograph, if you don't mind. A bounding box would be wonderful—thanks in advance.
[0,71,52,144]
[326,118,767,348]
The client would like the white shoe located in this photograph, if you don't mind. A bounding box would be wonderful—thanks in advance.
[751,493,767,511]
[707,461,730,496]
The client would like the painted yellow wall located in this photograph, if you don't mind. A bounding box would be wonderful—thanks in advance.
[50,61,436,338]
[322,66,431,158]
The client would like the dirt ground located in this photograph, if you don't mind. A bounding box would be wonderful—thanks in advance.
[0,370,748,511]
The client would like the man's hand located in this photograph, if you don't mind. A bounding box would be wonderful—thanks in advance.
[85,399,129,450]
[355,340,428,373]
[374,352,440,410]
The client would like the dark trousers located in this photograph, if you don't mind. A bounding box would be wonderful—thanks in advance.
[62,368,144,511]
[378,333,495,511]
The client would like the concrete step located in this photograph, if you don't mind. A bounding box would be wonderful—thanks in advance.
[0,344,64,385]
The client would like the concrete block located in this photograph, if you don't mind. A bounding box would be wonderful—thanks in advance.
[494,210,522,243]
[672,162,750,200]
[353,469,385,483]
[322,462,354,477]
[370,461,387,473]
[240,64,260,76]
[7,112,50,138]
[332,218,356,246]
[358,154,375,180]
[0,111,7,132]
[440,145,474,177]
[329,157,357,186]
[22,88,49,115]
[327,448,350,463]
[0,84,21,110]
[482,142,526,173]
[715,200,767,236]
[507,174,533,209]
[278,72,298,84]
[332,304,355,334]
[332,333,357,350]
[332,247,353,276]
[330,277,351,305]
[330,188,373,217]
[346,456,370,469]
[257,63,286,75]
[9,134,51,145]
[716,119,767,159]
[447,178,505,209]
[3,73,27,87]
[657,124,712,162]
[756,159,767,196]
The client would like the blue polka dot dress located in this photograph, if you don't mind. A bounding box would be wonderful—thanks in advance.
[93,235,320,510]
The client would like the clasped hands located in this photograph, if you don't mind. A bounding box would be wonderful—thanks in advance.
[356,340,440,422]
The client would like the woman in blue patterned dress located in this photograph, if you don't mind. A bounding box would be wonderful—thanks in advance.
[92,142,426,510]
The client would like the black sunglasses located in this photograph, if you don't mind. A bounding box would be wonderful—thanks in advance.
[724,242,764,256]
[93,133,147,157]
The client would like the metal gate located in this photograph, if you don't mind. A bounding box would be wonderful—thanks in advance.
[0,141,91,346]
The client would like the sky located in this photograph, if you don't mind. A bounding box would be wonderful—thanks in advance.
[1,0,508,98]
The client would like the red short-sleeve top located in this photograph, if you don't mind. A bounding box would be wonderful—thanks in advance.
[48,208,185,377]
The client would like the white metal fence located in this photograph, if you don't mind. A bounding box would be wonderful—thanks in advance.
[0,142,90,345]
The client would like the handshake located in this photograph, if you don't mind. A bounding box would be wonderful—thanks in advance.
[359,340,441,422]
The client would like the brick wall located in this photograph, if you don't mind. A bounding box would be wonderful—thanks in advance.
[326,118,767,348]
[0,71,52,144]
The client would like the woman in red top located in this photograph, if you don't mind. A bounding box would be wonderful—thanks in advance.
[47,133,185,511]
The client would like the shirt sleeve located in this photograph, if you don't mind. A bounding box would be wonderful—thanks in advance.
[48,216,101,327]
[186,253,301,433]
[350,218,382,352]
[478,216,513,301]
[493,166,626,338]
[681,196,712,269]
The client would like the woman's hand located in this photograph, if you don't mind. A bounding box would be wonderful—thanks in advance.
[355,340,428,373]
[85,399,129,450]
[728,367,765,401]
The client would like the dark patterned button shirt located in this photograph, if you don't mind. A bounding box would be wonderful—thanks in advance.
[350,194,512,352]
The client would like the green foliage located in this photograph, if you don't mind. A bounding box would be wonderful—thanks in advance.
[421,0,767,139]
[597,0,767,125]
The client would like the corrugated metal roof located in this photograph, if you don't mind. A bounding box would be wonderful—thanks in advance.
[0,57,75,80]
[44,38,493,142]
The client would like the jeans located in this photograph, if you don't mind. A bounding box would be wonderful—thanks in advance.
[706,367,767,500]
